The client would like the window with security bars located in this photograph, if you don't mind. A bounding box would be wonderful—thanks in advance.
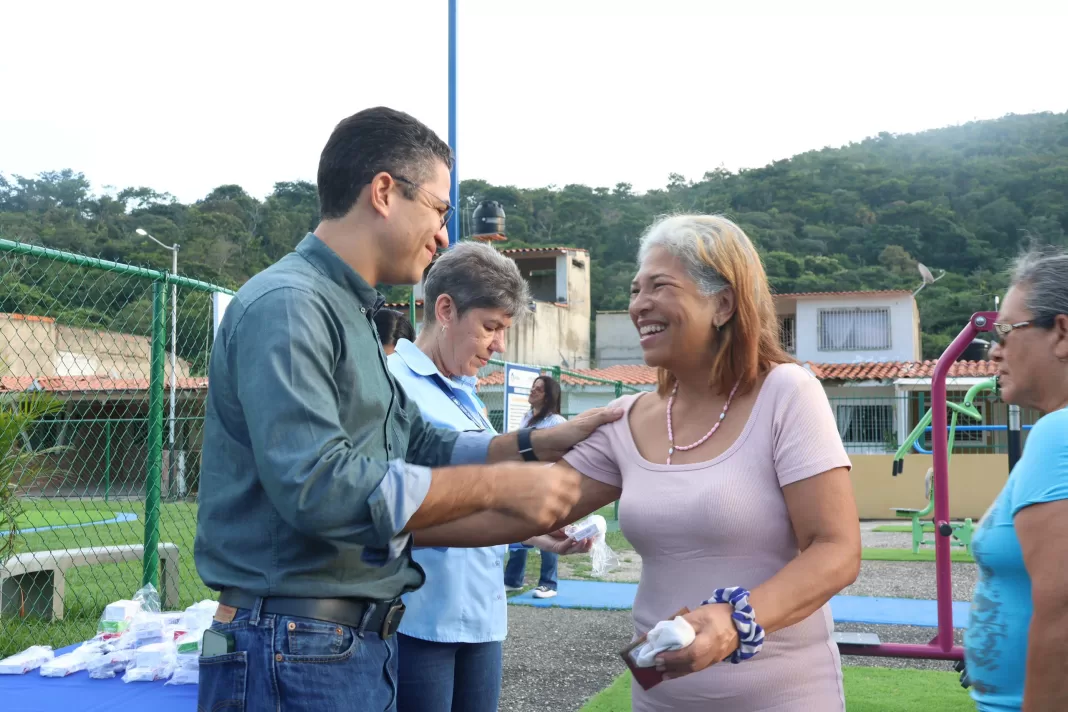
[836,404,895,448]
[778,316,796,354]
[818,307,891,351]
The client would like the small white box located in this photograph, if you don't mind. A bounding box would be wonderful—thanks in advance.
[134,642,174,669]
[103,600,141,622]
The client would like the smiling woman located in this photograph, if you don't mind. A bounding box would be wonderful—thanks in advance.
[405,214,863,712]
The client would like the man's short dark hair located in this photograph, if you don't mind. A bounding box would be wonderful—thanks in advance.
[317,107,453,220]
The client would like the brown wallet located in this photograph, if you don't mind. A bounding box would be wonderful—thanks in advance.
[619,607,691,691]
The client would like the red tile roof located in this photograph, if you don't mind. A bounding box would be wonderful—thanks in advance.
[807,360,998,380]
[0,312,56,323]
[477,363,654,388]
[0,375,210,394]
[773,290,913,299]
[477,360,997,388]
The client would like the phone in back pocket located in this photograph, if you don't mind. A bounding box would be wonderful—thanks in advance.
[201,629,236,658]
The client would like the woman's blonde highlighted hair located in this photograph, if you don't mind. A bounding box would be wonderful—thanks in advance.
[637,214,794,396]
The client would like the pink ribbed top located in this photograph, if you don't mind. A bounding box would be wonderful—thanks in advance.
[562,363,852,712]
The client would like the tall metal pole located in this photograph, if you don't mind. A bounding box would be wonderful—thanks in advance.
[170,245,184,498]
[408,0,457,332]
[448,0,459,246]
[143,282,166,591]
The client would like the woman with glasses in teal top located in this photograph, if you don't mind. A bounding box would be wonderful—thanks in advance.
[386,241,590,712]
[963,245,1068,712]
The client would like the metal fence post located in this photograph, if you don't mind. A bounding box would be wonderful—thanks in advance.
[143,281,166,590]
[104,420,112,503]
[1007,404,1022,471]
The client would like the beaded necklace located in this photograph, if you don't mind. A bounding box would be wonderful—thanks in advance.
[665,379,741,465]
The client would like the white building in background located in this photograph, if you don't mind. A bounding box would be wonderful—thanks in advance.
[774,290,922,364]
[392,245,592,371]
[596,289,922,367]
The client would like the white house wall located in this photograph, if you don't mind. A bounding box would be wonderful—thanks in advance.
[794,294,920,364]
[595,312,644,367]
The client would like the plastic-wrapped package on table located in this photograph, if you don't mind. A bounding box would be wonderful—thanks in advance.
[122,663,175,683]
[121,639,178,683]
[39,641,111,678]
[180,600,218,633]
[166,666,199,686]
[97,583,162,635]
[0,646,54,675]
[165,618,210,684]
[87,648,137,680]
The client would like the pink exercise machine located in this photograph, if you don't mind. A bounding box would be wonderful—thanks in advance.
[835,311,998,669]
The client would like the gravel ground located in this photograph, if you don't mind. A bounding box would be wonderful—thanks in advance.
[842,560,978,601]
[499,523,976,710]
[856,521,978,600]
[500,606,634,712]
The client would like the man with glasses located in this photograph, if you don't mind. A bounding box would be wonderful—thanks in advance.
[194,106,621,711]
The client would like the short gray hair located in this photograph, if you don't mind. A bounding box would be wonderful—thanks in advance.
[637,214,760,296]
[1010,244,1068,325]
[422,241,530,324]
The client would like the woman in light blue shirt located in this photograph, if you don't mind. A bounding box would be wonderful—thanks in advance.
[386,242,589,712]
[963,245,1068,711]
[504,374,568,598]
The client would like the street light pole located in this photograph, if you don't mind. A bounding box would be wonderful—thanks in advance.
[448,0,459,246]
[136,228,183,498]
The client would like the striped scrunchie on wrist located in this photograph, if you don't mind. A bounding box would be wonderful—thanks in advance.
[702,586,765,663]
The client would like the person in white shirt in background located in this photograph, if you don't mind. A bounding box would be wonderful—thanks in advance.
[504,375,569,599]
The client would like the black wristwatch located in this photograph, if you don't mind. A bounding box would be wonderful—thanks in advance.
[517,427,539,462]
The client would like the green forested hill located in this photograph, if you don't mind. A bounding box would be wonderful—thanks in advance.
[2,110,1066,372]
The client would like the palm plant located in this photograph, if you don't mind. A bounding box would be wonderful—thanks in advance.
[0,369,65,562]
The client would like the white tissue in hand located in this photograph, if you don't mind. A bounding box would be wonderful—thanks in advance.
[632,616,696,668]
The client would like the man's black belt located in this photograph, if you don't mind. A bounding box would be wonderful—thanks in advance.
[218,588,405,639]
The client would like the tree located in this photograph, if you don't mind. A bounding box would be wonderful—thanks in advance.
[2,110,1067,363]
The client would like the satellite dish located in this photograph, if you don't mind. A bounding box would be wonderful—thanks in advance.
[913,263,946,296]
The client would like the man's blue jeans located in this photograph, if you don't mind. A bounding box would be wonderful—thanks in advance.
[197,597,398,712]
[396,633,502,712]
[503,545,558,590]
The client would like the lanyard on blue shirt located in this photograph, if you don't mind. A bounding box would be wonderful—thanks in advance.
[431,374,492,432]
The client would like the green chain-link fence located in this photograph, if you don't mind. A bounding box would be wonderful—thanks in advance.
[0,238,233,656]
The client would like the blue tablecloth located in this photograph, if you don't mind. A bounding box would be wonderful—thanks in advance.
[0,644,197,712]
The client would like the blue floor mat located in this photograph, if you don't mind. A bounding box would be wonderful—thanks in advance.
[509,580,972,628]
[510,580,638,610]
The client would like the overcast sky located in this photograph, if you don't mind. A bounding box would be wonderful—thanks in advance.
[3,0,1065,204]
